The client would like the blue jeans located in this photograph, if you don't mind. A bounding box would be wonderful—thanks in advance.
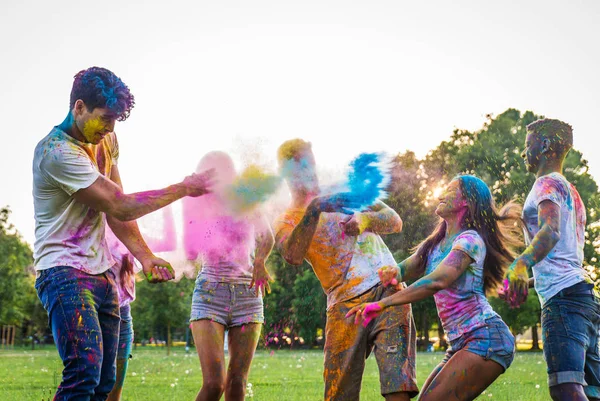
[114,304,133,390]
[542,282,600,398]
[35,266,120,401]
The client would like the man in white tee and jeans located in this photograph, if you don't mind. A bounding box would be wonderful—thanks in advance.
[503,118,600,401]
[33,67,213,401]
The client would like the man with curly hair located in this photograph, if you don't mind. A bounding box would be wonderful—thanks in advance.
[32,67,213,400]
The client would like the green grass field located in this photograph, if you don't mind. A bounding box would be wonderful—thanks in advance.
[0,347,550,400]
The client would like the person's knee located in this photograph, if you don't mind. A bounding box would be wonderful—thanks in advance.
[203,379,225,398]
[60,361,102,396]
[549,383,586,401]
[226,375,247,393]
[384,392,410,401]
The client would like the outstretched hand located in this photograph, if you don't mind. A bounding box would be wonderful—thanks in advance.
[501,260,529,308]
[345,302,385,327]
[183,168,216,197]
[140,255,175,283]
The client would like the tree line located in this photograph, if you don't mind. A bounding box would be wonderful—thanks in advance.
[2,109,598,351]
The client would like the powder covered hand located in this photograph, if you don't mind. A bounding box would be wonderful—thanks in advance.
[378,265,401,288]
[182,169,216,197]
[502,259,529,308]
[345,302,385,327]
[250,262,273,297]
[140,255,174,283]
[341,213,369,236]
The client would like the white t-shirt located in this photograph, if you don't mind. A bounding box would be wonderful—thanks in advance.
[523,172,589,306]
[32,127,119,274]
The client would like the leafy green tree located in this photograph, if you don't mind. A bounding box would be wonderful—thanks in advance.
[417,109,600,347]
[132,277,195,355]
[0,207,34,331]
[292,267,326,345]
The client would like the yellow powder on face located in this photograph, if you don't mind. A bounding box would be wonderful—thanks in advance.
[81,117,106,142]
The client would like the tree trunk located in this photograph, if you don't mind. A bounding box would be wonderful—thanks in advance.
[531,315,541,351]
[167,321,172,356]
[420,313,430,351]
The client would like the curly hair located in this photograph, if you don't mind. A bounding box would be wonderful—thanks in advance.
[69,67,135,121]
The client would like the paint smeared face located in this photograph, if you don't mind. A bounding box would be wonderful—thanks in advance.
[74,102,116,144]
[522,132,544,173]
[435,179,467,218]
[281,150,319,195]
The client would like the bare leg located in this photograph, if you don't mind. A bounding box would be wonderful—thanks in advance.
[419,362,446,396]
[192,320,227,401]
[418,350,504,401]
[224,323,262,401]
[106,358,127,401]
[384,391,411,400]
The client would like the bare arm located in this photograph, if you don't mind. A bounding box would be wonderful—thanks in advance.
[505,200,560,306]
[381,250,472,307]
[361,201,403,234]
[255,214,275,265]
[513,200,561,270]
[279,193,360,265]
[250,212,275,296]
[279,203,321,266]
[73,170,213,222]
[398,253,427,282]
[348,250,473,323]
[105,166,174,282]
[342,201,403,236]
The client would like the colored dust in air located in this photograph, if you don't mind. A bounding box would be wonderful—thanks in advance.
[226,164,282,214]
[345,153,391,211]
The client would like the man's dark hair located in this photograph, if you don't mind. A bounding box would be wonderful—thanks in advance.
[69,67,135,121]
[526,118,573,157]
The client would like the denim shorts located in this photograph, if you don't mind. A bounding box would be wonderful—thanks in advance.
[117,303,134,360]
[190,277,264,328]
[541,282,600,398]
[441,316,515,371]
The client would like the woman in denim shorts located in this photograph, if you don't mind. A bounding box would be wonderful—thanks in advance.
[183,151,274,401]
[348,175,521,401]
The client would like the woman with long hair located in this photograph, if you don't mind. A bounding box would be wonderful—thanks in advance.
[347,175,522,401]
[184,151,274,401]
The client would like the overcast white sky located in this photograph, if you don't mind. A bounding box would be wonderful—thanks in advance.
[1,0,599,246]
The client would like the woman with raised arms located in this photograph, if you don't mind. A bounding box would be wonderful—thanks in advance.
[347,175,521,401]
